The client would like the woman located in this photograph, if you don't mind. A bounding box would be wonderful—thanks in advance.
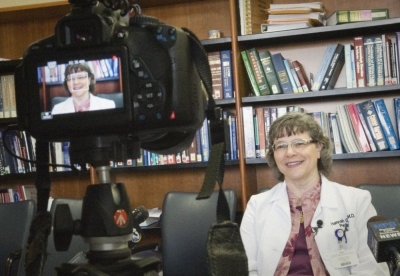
[240,112,388,275]
[51,63,115,115]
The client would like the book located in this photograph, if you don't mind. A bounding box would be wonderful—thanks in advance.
[336,104,361,153]
[222,110,232,160]
[283,59,300,93]
[220,50,234,99]
[207,51,223,99]
[271,53,294,94]
[329,113,343,154]
[354,36,366,88]
[320,43,345,90]
[239,0,270,35]
[381,34,391,85]
[268,2,324,12]
[229,113,238,160]
[344,44,354,89]
[354,103,377,152]
[246,48,272,95]
[292,60,311,92]
[356,100,389,151]
[363,36,377,87]
[242,106,256,158]
[394,98,400,139]
[326,9,389,26]
[200,118,210,162]
[374,35,385,86]
[373,99,400,151]
[258,50,283,94]
[241,50,261,96]
[1,75,11,118]
[266,12,325,26]
[261,22,312,33]
[253,112,260,158]
[311,44,337,91]
[346,103,371,152]
[255,107,266,158]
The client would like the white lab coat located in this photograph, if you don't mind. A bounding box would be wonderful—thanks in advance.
[51,94,115,115]
[240,175,389,276]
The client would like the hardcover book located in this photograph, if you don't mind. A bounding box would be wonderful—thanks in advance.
[241,50,261,96]
[207,51,223,99]
[292,60,311,92]
[320,43,345,90]
[258,50,283,94]
[346,103,371,152]
[311,44,336,91]
[354,103,377,152]
[354,36,366,87]
[373,99,400,150]
[344,44,354,89]
[271,53,294,94]
[363,36,377,87]
[220,50,234,99]
[242,106,256,158]
[329,113,344,154]
[326,9,389,26]
[283,59,299,93]
[246,48,272,95]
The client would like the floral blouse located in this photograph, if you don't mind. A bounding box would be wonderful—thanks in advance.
[273,182,329,276]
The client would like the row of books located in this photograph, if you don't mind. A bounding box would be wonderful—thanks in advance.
[241,48,312,96]
[345,32,400,89]
[0,74,17,119]
[238,0,269,35]
[0,184,36,204]
[208,50,234,100]
[242,97,400,159]
[38,58,120,84]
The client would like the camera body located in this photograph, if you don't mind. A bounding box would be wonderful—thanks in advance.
[15,2,208,154]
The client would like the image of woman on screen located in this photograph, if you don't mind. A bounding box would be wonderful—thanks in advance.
[51,63,115,115]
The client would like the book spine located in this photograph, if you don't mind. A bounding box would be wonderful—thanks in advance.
[246,48,272,95]
[346,103,371,152]
[222,110,232,160]
[329,113,344,154]
[242,106,256,158]
[271,53,294,94]
[258,50,283,94]
[195,129,202,162]
[382,34,391,85]
[283,59,298,93]
[231,115,238,160]
[344,44,354,89]
[394,98,400,139]
[241,50,261,96]
[357,100,389,151]
[208,51,223,99]
[292,60,310,92]
[350,48,357,87]
[328,9,389,25]
[311,44,337,91]
[354,103,377,152]
[253,113,260,158]
[373,99,400,150]
[354,36,367,87]
[1,76,10,118]
[320,44,345,90]
[391,41,398,84]
[200,118,210,162]
[220,50,234,99]
[374,35,384,86]
[255,107,266,158]
[363,36,376,87]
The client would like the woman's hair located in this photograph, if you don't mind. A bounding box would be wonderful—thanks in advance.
[266,111,333,181]
[62,63,96,95]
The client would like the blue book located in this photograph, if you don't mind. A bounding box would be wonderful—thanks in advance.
[62,141,72,171]
[357,100,388,151]
[373,99,400,150]
[394,98,400,138]
[283,59,299,93]
[271,53,294,94]
[311,44,336,91]
[230,114,238,160]
[220,50,234,99]
[200,118,210,162]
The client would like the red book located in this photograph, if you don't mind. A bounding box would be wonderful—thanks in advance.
[354,36,366,87]
[292,60,311,92]
[346,103,371,152]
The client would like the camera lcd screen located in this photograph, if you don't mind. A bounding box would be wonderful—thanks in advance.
[37,55,124,120]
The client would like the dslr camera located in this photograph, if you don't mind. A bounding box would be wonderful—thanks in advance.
[15,0,211,159]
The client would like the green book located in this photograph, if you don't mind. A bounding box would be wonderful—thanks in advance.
[258,50,283,94]
[241,50,261,96]
[326,9,389,26]
[245,48,272,96]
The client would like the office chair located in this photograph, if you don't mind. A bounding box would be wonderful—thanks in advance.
[357,184,400,222]
[0,199,36,276]
[18,198,87,276]
[161,189,237,276]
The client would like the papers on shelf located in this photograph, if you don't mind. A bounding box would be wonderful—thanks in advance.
[139,207,162,227]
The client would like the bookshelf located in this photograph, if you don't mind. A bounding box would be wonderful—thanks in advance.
[0,0,400,213]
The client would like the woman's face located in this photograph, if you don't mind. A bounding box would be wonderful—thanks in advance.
[66,70,90,97]
[272,131,321,183]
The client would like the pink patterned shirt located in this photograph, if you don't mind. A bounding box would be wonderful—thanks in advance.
[274,182,329,276]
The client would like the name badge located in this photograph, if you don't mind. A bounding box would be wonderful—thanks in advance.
[330,250,359,268]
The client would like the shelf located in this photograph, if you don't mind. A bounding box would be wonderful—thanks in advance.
[246,150,400,165]
[242,85,400,104]
[0,0,204,24]
[238,18,400,48]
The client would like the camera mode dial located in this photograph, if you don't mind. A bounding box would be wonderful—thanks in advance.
[129,14,160,27]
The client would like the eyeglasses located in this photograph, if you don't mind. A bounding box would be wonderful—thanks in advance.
[271,139,316,153]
